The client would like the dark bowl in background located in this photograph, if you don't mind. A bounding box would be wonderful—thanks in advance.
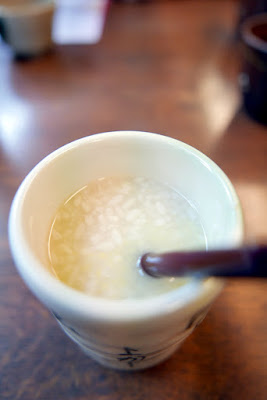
[239,13,267,125]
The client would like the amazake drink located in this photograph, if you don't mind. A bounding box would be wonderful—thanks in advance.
[48,176,207,299]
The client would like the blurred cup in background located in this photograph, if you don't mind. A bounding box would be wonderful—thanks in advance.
[238,0,267,24]
[0,0,55,57]
[239,13,267,125]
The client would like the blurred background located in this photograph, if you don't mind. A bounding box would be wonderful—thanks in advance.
[1,1,267,399]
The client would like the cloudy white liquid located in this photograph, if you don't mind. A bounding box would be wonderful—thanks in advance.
[49,176,207,299]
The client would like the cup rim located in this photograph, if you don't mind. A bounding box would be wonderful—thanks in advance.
[241,13,267,54]
[8,131,244,322]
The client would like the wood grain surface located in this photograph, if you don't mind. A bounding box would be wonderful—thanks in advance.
[1,1,267,399]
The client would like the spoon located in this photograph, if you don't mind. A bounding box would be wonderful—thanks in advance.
[140,244,267,278]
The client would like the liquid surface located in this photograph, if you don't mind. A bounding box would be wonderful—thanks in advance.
[49,177,207,299]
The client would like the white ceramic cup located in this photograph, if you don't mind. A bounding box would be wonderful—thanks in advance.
[0,0,55,56]
[8,131,243,370]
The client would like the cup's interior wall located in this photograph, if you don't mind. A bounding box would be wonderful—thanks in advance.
[19,133,241,272]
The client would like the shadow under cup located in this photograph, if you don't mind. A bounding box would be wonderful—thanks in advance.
[8,131,243,370]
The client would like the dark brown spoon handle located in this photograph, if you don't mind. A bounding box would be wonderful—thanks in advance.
[140,245,267,278]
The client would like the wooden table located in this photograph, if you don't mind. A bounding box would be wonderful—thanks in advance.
[1,1,267,399]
